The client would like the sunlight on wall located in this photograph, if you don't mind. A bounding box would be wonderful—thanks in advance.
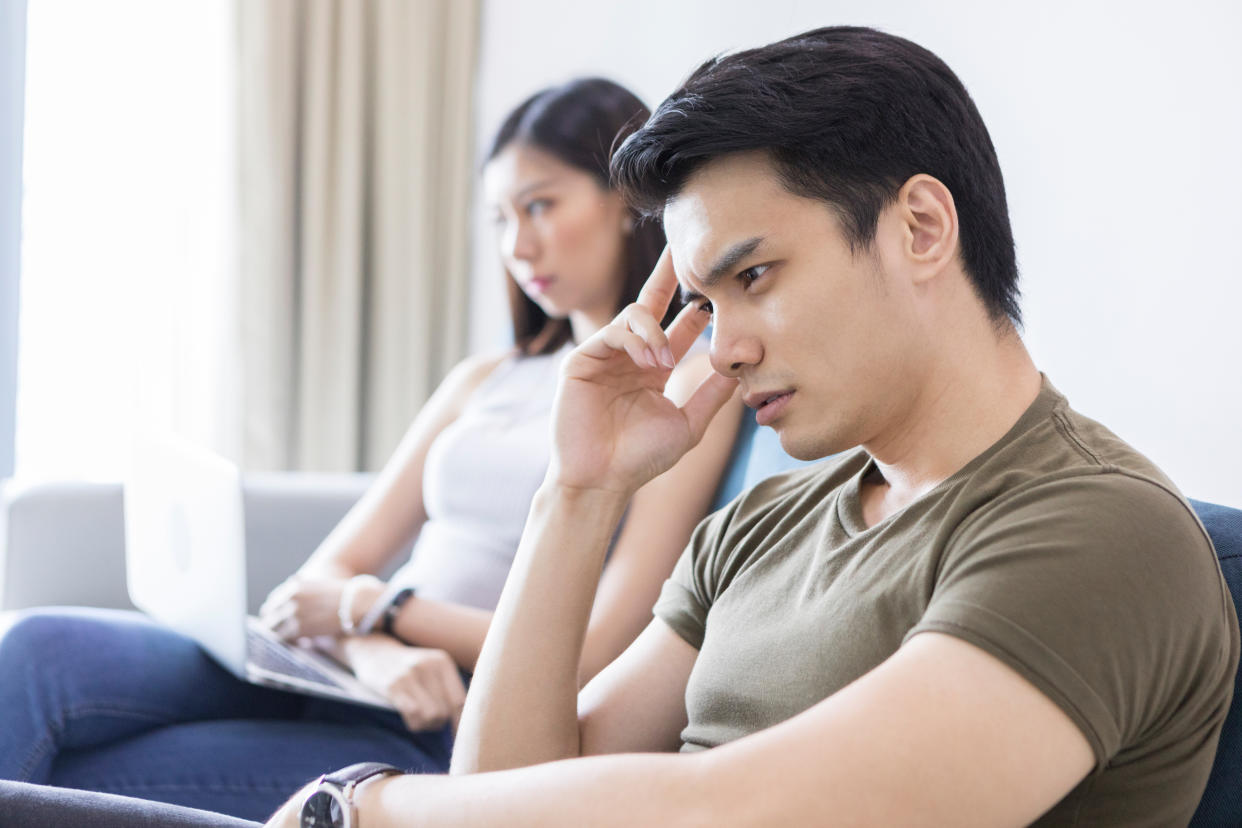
[16,0,237,480]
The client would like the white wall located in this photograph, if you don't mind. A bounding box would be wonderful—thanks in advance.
[468,0,1242,505]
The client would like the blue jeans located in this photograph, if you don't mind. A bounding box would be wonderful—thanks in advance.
[0,608,452,822]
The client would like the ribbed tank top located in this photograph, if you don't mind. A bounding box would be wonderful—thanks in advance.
[388,344,570,609]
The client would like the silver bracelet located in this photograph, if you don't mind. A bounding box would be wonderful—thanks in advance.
[337,575,381,635]
[356,582,406,636]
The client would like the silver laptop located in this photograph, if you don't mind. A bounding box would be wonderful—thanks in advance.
[124,435,395,711]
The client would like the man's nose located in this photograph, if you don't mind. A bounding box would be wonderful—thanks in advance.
[708,315,762,378]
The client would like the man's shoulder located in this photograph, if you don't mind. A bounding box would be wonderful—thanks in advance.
[968,382,1190,524]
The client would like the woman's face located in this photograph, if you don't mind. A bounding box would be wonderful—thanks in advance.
[484,143,632,330]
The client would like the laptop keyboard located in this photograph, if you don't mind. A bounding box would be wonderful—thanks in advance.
[246,627,347,690]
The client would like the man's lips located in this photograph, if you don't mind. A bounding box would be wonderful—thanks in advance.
[743,390,794,409]
[743,390,795,426]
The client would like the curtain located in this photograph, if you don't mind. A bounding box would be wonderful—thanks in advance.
[236,0,478,472]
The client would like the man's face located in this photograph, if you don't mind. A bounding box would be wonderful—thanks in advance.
[663,152,923,460]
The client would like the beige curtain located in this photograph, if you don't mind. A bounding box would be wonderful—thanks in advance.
[236,0,478,472]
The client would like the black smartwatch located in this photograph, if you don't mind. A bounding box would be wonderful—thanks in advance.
[300,761,402,828]
[380,587,415,639]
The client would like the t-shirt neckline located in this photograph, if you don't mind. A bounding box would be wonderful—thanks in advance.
[834,374,1064,537]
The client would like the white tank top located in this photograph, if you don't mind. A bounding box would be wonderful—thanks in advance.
[389,344,570,609]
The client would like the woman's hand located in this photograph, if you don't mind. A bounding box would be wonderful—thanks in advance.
[550,248,738,496]
[259,574,384,640]
[347,636,467,732]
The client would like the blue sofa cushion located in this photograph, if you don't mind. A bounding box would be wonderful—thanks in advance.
[1189,499,1242,827]
[709,413,813,512]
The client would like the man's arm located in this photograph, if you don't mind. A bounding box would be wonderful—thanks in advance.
[268,631,1093,827]
[451,249,737,772]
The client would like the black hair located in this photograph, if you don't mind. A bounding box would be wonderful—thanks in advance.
[488,78,669,355]
[611,26,1021,325]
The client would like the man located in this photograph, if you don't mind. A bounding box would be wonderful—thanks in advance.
[1,24,1234,828]
[265,25,1234,826]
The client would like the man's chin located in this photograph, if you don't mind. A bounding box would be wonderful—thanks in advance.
[773,425,847,462]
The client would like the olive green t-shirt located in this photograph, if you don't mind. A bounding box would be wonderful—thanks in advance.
[654,378,1238,826]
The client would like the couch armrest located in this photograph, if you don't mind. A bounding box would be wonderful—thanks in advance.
[0,473,371,613]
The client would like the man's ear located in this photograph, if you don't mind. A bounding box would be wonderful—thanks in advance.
[893,174,959,283]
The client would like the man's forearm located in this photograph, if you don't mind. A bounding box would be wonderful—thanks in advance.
[451,482,629,773]
[363,750,713,828]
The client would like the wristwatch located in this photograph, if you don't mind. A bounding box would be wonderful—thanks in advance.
[300,761,402,828]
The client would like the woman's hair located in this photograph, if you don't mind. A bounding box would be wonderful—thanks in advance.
[488,78,670,356]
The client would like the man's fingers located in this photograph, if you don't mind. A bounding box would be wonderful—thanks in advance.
[634,246,679,321]
[580,322,664,368]
[665,299,713,364]
[681,372,741,446]
[619,305,675,368]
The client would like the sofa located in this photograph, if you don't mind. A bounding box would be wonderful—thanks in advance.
[0,415,1238,823]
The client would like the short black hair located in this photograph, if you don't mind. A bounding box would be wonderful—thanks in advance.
[611,26,1021,325]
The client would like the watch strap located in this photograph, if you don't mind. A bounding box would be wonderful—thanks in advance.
[356,582,405,636]
[380,587,416,639]
[323,761,403,788]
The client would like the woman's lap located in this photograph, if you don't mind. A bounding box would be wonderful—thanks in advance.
[0,607,302,782]
[0,607,453,820]
[50,718,452,821]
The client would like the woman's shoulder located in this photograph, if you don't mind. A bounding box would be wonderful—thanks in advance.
[436,348,519,407]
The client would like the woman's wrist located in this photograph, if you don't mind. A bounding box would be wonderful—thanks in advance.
[338,574,385,635]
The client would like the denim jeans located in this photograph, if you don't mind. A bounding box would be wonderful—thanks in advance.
[0,607,452,822]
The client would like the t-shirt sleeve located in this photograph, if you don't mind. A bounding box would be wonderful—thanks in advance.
[907,472,1235,768]
[653,501,740,650]
[654,549,707,649]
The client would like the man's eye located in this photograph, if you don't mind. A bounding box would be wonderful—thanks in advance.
[739,264,769,286]
[698,300,714,315]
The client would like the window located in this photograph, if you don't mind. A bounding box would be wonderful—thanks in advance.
[16,0,236,480]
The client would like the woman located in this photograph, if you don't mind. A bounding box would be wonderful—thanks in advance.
[0,78,742,821]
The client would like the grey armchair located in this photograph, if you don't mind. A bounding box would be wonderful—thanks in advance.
[0,473,371,614]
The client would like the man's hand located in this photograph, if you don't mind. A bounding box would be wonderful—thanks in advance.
[348,636,467,732]
[551,248,738,495]
[259,574,384,640]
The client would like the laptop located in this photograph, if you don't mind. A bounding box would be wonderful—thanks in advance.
[124,435,395,711]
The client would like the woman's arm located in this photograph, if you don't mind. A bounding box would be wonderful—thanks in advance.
[299,351,509,579]
[377,352,742,681]
[259,352,507,637]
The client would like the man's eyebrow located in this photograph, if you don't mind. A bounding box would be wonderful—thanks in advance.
[679,236,765,303]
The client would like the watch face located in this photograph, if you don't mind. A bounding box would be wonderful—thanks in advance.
[301,789,350,828]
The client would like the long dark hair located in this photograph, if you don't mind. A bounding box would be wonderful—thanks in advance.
[488,78,670,355]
